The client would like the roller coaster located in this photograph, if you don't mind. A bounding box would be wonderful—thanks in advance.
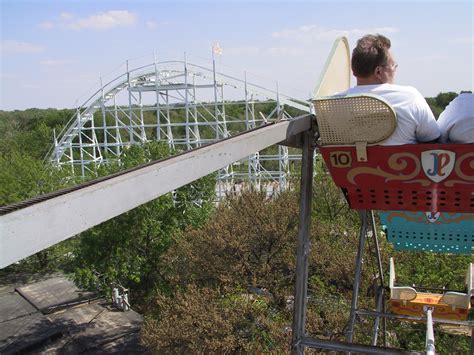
[1,37,473,354]
[46,54,311,197]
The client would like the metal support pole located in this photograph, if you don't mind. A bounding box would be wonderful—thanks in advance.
[153,52,161,141]
[244,71,250,130]
[371,286,384,346]
[369,210,386,346]
[346,209,369,343]
[100,77,108,156]
[126,60,134,144]
[113,96,121,157]
[77,110,85,177]
[425,307,435,355]
[291,129,315,355]
[192,75,200,147]
[212,56,219,140]
[184,53,191,150]
[470,327,474,354]
[53,128,59,164]
[369,210,384,286]
[138,90,145,142]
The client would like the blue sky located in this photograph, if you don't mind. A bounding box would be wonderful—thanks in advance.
[1,0,473,110]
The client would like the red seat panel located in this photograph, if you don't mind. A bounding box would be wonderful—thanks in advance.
[320,144,474,213]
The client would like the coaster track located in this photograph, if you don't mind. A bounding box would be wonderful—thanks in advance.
[48,58,311,197]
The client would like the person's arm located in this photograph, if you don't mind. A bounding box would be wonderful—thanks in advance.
[417,138,439,144]
[436,99,456,144]
[414,93,441,143]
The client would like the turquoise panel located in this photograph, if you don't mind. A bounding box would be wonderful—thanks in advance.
[379,211,474,254]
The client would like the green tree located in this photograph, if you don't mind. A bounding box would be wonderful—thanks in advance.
[0,108,72,158]
[0,151,72,206]
[72,142,216,301]
[0,151,77,270]
[426,91,459,118]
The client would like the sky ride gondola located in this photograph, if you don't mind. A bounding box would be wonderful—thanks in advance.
[306,36,473,354]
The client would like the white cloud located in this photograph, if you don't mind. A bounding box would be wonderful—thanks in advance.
[272,25,399,42]
[145,20,170,30]
[40,10,137,31]
[0,40,45,54]
[68,10,137,30]
[454,37,473,44]
[40,59,75,66]
[21,83,41,89]
[266,46,306,57]
[145,21,157,29]
[59,12,74,21]
[225,46,261,56]
[0,73,16,79]
[409,55,444,62]
[225,45,311,58]
[39,21,55,29]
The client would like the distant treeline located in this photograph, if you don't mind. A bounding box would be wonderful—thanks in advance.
[425,90,472,117]
[0,91,469,160]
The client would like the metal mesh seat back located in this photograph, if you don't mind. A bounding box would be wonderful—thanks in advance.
[380,211,474,254]
[314,94,397,146]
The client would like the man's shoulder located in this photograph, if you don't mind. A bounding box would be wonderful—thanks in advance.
[385,84,421,95]
[382,85,427,105]
[336,84,422,95]
[453,93,474,105]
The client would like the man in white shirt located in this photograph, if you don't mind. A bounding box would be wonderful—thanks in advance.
[437,93,474,143]
[337,34,440,145]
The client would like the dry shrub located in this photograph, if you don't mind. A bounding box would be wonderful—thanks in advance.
[164,190,300,304]
[142,189,377,351]
[142,284,292,353]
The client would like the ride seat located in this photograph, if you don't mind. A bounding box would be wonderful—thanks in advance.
[379,211,474,254]
[313,94,474,214]
[314,94,474,321]
[389,258,473,321]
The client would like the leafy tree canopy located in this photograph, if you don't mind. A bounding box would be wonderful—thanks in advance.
[72,141,216,301]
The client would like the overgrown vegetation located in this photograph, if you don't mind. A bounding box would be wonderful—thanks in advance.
[72,141,216,304]
[0,93,472,353]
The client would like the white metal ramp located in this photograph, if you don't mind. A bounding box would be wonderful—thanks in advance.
[0,115,312,268]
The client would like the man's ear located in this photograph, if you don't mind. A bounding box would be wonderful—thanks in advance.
[374,66,383,80]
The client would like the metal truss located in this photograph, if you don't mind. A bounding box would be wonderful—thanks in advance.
[48,55,311,197]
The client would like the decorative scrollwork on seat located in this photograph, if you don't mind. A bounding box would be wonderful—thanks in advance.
[446,152,474,186]
[347,152,420,185]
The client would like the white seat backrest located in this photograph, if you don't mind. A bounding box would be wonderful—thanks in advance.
[389,257,417,301]
[442,292,470,309]
[389,257,396,289]
[313,94,397,146]
[467,263,474,295]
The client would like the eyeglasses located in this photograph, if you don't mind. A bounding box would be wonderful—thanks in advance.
[381,62,398,70]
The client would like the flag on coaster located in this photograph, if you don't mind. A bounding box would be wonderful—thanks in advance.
[213,42,222,55]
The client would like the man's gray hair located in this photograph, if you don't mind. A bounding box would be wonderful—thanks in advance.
[352,34,391,78]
